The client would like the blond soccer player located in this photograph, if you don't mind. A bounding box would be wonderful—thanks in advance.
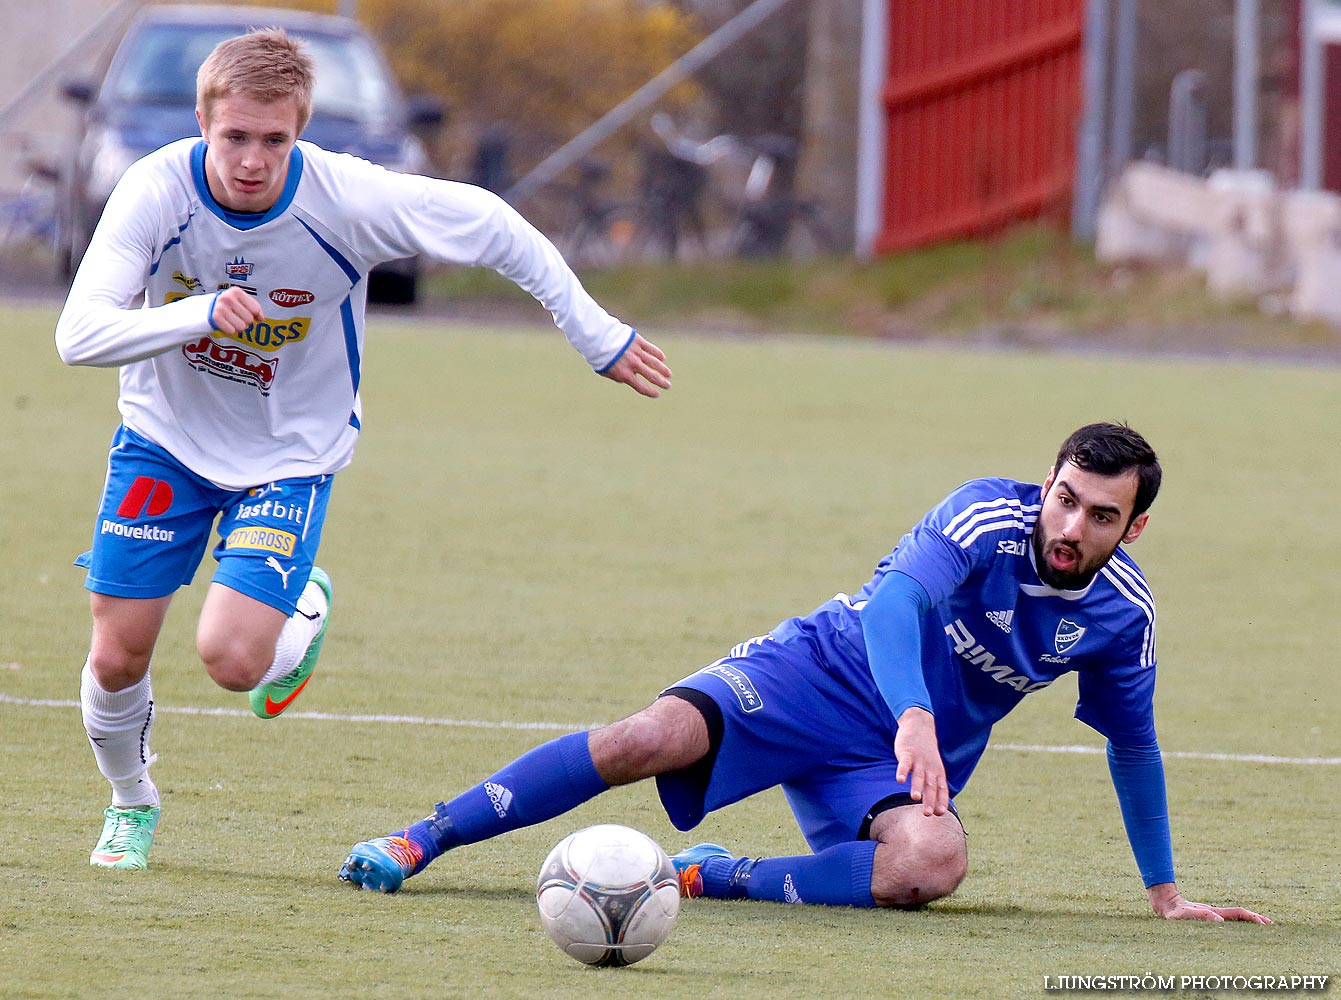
[56,28,670,872]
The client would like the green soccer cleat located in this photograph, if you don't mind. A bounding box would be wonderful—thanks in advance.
[90,805,161,870]
[249,567,332,720]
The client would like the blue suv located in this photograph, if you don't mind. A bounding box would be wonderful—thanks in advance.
[58,4,442,302]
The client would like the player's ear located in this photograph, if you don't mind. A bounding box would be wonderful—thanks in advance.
[1122,511,1149,544]
[196,107,207,137]
[1041,466,1057,493]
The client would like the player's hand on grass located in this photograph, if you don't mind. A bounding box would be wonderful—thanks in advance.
[211,286,264,336]
[601,334,672,398]
[894,707,950,816]
[1147,883,1273,924]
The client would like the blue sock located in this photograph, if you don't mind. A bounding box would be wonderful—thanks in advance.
[701,842,877,907]
[398,731,608,874]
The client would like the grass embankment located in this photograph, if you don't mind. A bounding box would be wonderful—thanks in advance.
[428,224,1341,359]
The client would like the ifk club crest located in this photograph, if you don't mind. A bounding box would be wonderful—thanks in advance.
[1054,618,1086,654]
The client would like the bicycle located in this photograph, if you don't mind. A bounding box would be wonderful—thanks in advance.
[647,113,840,260]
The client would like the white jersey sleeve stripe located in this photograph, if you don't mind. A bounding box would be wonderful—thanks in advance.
[1104,558,1157,627]
[944,498,1010,536]
[944,498,1041,544]
[1106,549,1155,605]
[1100,563,1157,667]
[943,498,1041,550]
[959,514,1039,549]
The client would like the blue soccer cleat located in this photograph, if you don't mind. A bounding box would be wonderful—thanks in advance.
[338,835,423,893]
[670,843,738,898]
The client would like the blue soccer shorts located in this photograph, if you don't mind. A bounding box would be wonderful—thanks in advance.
[655,632,956,853]
[75,425,333,615]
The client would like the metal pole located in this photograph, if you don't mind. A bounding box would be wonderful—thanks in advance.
[1108,0,1137,171]
[855,0,888,260]
[1233,0,1259,170]
[505,0,800,206]
[1168,69,1207,173]
[1300,0,1323,189]
[1072,0,1109,241]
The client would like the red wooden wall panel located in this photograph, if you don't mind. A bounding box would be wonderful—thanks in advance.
[877,0,1084,254]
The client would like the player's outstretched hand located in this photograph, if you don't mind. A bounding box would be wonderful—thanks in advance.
[211,286,264,336]
[894,706,950,816]
[601,334,672,398]
[1147,883,1273,924]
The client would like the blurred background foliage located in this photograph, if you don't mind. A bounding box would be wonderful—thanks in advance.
[276,0,820,238]
[287,0,707,186]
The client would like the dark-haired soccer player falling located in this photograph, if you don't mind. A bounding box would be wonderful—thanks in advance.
[341,423,1270,923]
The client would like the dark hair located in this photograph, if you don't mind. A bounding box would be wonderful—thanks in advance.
[1055,422,1162,518]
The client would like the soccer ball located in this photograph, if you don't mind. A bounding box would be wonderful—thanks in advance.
[536,823,681,967]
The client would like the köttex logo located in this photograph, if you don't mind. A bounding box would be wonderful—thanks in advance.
[270,288,315,307]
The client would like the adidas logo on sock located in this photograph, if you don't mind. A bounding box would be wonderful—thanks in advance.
[484,781,514,818]
[986,610,1014,633]
[782,873,803,904]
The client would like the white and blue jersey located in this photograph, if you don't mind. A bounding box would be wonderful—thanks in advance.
[56,138,635,491]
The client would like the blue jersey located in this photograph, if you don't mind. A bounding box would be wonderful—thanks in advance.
[770,478,1157,794]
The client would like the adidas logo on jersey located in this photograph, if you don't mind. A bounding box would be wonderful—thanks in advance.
[484,781,514,818]
[986,610,1014,633]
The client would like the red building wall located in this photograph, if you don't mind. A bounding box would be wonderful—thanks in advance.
[878,0,1085,254]
[1324,43,1341,192]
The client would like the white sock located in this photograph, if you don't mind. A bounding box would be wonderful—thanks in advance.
[80,658,160,808]
[255,575,328,688]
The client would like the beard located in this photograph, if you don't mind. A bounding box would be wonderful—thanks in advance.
[1031,529,1117,590]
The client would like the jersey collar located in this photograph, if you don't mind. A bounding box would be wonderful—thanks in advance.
[191,140,304,230]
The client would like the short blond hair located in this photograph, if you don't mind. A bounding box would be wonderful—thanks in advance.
[197,28,315,133]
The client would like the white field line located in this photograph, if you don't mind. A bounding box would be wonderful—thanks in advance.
[2,692,1338,765]
[990,742,1341,766]
[0,692,591,732]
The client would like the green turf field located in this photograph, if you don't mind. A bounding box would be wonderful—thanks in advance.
[1,302,1336,999]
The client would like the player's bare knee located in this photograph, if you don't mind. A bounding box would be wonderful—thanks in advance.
[871,862,965,908]
[197,636,268,692]
[202,658,263,692]
[87,648,150,692]
[869,808,968,908]
[911,831,967,899]
[88,597,164,690]
[870,838,966,908]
